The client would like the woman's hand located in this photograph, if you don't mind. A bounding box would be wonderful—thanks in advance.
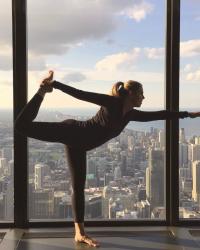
[188,112,200,118]
[37,70,54,97]
[40,70,54,93]
[40,70,54,85]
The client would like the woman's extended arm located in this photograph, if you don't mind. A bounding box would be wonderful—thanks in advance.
[52,81,118,107]
[128,109,195,122]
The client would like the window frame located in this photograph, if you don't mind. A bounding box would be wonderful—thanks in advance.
[8,0,199,228]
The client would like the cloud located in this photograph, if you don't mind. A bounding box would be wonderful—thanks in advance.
[0,70,12,89]
[120,1,154,22]
[0,1,12,43]
[0,49,47,71]
[27,0,118,55]
[183,64,193,73]
[62,72,87,83]
[180,40,200,57]
[0,43,12,70]
[0,80,12,86]
[186,68,200,81]
[142,39,200,60]
[95,48,141,71]
[145,40,200,59]
[0,55,12,71]
[28,54,47,71]
[0,0,154,58]
[0,0,154,57]
[144,47,164,59]
[105,39,115,45]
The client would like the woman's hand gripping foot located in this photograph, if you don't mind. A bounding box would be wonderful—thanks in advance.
[40,70,54,93]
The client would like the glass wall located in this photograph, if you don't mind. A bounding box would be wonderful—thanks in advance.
[179,0,200,219]
[28,0,166,221]
[0,0,14,221]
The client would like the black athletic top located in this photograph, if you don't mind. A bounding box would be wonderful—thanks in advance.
[53,81,190,150]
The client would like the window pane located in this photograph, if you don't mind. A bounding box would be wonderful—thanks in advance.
[179,0,200,219]
[28,0,166,221]
[0,0,14,221]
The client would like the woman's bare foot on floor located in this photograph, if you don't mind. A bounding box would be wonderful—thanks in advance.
[75,233,100,247]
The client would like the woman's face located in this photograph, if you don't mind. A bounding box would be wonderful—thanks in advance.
[129,87,145,107]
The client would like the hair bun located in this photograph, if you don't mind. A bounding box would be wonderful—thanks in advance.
[118,82,127,96]
[118,82,124,90]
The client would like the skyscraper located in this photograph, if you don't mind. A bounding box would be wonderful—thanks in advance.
[146,148,164,211]
[179,142,188,168]
[192,161,200,205]
[179,128,186,143]
[34,163,50,190]
[158,130,165,149]
[190,144,200,162]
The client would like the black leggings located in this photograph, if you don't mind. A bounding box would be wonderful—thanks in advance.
[15,93,86,222]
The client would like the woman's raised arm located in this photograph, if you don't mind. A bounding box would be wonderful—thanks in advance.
[52,80,118,107]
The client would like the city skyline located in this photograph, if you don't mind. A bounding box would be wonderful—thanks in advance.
[1,111,200,220]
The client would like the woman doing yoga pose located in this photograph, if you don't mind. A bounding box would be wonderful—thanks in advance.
[15,71,200,247]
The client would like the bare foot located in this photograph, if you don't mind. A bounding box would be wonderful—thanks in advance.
[40,70,54,86]
[75,233,100,247]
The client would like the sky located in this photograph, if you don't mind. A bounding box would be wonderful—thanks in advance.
[0,0,200,110]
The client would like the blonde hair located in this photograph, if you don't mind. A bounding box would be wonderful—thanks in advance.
[111,80,142,97]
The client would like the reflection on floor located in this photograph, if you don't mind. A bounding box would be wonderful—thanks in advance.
[0,227,200,250]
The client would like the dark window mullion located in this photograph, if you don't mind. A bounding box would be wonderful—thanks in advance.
[13,0,28,228]
[170,0,181,225]
[165,0,172,226]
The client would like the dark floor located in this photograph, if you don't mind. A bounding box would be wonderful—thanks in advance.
[0,227,200,250]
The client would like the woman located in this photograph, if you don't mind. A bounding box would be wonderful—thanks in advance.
[15,71,200,247]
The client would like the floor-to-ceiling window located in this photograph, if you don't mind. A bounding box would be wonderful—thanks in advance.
[179,0,200,219]
[0,0,14,222]
[27,0,166,221]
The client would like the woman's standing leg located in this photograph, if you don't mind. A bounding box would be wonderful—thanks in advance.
[65,146,100,247]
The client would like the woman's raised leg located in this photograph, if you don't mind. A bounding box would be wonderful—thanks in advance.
[65,146,100,247]
[14,72,69,143]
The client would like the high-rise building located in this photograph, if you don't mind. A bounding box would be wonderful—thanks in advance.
[179,142,188,167]
[120,151,127,176]
[109,198,123,219]
[194,136,200,145]
[179,128,186,143]
[192,161,200,205]
[114,165,121,180]
[8,160,14,177]
[190,144,200,162]
[137,200,150,218]
[158,130,165,149]
[29,188,54,219]
[87,158,98,176]
[5,180,13,220]
[34,163,50,190]
[179,167,191,179]
[0,158,8,177]
[2,147,13,161]
[85,195,102,219]
[128,135,134,150]
[104,173,114,186]
[146,148,164,210]
[119,131,127,146]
